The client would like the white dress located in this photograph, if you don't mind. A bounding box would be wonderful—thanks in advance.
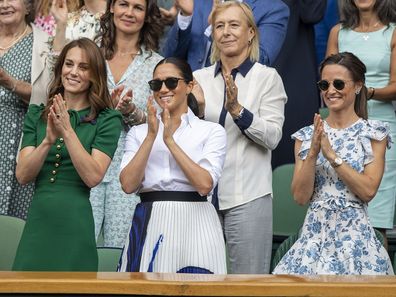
[273,119,394,275]
[118,109,227,274]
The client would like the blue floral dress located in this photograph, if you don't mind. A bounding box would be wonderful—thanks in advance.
[273,119,394,275]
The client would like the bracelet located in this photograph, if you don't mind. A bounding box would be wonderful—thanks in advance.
[368,87,375,100]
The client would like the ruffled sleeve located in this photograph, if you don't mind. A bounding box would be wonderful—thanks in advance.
[359,119,392,165]
[291,125,314,160]
[21,104,45,149]
[91,109,122,159]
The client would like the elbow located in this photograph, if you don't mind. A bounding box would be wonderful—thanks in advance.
[291,187,311,206]
[196,180,213,197]
[121,183,136,195]
[293,195,309,206]
[85,173,104,188]
[358,189,377,203]
[15,168,31,185]
[119,172,138,194]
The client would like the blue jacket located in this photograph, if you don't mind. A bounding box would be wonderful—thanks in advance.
[163,0,290,71]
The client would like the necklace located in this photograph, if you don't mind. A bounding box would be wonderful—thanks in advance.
[0,25,29,51]
[361,21,380,41]
[116,49,141,57]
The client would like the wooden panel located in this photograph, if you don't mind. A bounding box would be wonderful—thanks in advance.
[0,272,396,296]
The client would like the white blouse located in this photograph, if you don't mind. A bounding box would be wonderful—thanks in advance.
[121,109,227,194]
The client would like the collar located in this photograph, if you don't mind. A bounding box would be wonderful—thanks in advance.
[214,58,255,78]
[156,108,197,128]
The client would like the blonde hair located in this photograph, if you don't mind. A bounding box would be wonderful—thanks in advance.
[210,1,259,64]
[35,0,81,16]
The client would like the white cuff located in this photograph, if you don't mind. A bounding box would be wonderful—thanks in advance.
[177,12,193,30]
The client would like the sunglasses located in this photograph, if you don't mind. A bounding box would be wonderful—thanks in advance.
[148,77,186,92]
[317,79,353,91]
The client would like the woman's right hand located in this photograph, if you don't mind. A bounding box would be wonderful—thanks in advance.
[50,0,68,25]
[146,97,158,139]
[45,111,59,145]
[308,113,323,158]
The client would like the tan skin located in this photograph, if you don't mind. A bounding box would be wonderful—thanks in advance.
[292,64,387,208]
[120,63,213,196]
[16,47,112,188]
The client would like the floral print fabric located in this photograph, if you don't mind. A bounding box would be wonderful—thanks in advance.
[273,119,394,275]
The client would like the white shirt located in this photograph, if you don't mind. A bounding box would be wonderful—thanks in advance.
[194,62,287,210]
[121,109,227,194]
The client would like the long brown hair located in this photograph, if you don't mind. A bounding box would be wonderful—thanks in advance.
[98,0,163,60]
[319,52,368,120]
[43,38,113,122]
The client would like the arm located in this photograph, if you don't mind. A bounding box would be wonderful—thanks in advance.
[256,0,290,66]
[0,68,31,104]
[299,0,327,24]
[163,0,194,59]
[162,108,225,196]
[242,69,287,150]
[292,114,323,205]
[16,107,59,184]
[325,24,340,57]
[367,29,396,102]
[50,0,69,52]
[51,95,113,188]
[320,132,387,203]
[120,98,158,194]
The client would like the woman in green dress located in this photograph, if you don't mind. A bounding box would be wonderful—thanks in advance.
[12,38,122,271]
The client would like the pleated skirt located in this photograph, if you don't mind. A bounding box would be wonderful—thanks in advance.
[118,200,227,274]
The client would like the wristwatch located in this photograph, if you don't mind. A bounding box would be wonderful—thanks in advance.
[330,156,343,168]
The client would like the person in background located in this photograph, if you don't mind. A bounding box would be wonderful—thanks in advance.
[34,0,80,36]
[162,0,289,71]
[273,52,394,275]
[50,0,106,50]
[13,38,122,271]
[90,0,163,248]
[314,0,340,67]
[327,0,396,249]
[194,1,287,274]
[0,0,52,219]
[271,0,327,169]
[118,57,227,273]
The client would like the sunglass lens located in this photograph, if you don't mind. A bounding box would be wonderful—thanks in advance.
[164,78,180,90]
[333,79,345,90]
[317,80,329,91]
[148,80,162,92]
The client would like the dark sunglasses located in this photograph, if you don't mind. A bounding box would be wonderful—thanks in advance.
[317,79,352,91]
[148,77,186,92]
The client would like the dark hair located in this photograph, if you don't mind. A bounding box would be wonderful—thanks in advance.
[153,57,199,116]
[43,38,113,122]
[340,0,396,29]
[98,0,163,60]
[319,52,368,119]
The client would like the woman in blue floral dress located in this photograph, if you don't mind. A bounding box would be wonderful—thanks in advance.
[273,52,394,275]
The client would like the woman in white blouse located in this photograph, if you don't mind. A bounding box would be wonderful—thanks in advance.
[118,57,227,274]
[193,1,287,274]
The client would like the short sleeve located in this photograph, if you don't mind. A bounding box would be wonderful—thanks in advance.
[21,104,45,149]
[291,125,314,160]
[91,109,122,159]
[120,125,143,171]
[359,119,392,165]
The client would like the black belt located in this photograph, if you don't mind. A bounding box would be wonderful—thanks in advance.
[140,191,207,202]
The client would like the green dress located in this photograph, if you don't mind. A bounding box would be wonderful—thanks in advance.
[13,104,122,271]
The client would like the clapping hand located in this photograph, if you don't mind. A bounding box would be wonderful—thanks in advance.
[49,94,71,137]
[113,86,135,115]
[162,103,174,145]
[191,78,205,118]
[223,73,242,116]
[146,96,159,139]
[308,113,323,159]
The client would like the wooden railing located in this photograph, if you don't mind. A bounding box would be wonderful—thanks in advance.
[1,272,396,296]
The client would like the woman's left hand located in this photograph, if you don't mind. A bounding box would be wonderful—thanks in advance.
[320,132,336,161]
[224,73,242,117]
[162,104,174,145]
[50,93,71,137]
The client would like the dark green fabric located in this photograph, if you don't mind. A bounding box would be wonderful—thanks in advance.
[13,104,122,271]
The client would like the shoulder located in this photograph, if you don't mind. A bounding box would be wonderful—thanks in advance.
[193,65,216,82]
[97,108,122,124]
